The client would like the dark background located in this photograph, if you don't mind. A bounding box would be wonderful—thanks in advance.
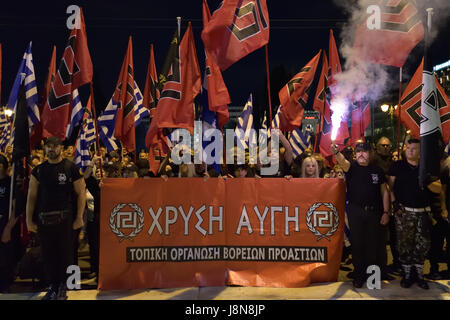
[0,0,448,149]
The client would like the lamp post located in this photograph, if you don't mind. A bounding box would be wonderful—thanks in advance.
[380,104,397,143]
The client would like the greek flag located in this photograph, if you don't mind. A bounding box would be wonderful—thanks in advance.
[272,105,281,129]
[0,111,8,130]
[201,74,221,173]
[98,98,120,152]
[6,42,39,132]
[82,103,96,147]
[133,81,149,128]
[66,89,84,139]
[74,130,91,173]
[235,94,255,150]
[74,106,96,172]
[0,122,12,152]
[288,128,312,158]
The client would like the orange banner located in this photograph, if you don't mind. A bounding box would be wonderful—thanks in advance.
[99,178,346,290]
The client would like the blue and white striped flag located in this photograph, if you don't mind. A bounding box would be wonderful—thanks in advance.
[259,111,270,144]
[66,88,84,139]
[84,109,96,147]
[98,98,120,152]
[288,128,312,158]
[0,111,8,130]
[74,130,91,173]
[74,104,96,172]
[0,122,12,152]
[133,81,149,128]
[201,74,221,173]
[235,94,255,150]
[6,42,39,132]
[272,105,281,129]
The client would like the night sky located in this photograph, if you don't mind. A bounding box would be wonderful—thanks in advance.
[0,0,449,148]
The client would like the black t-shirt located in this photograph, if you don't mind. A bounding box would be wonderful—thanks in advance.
[31,159,83,214]
[345,161,386,209]
[441,166,450,210]
[0,176,11,234]
[388,159,432,207]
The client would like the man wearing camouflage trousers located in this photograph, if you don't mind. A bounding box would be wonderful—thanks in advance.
[388,139,434,289]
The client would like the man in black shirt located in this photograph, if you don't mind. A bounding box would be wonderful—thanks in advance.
[388,139,434,289]
[26,137,86,300]
[331,141,390,288]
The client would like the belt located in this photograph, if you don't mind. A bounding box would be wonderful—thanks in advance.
[402,206,431,213]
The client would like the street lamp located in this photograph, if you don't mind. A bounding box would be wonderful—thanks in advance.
[380,104,390,113]
[380,104,397,120]
[4,108,13,118]
[380,104,398,143]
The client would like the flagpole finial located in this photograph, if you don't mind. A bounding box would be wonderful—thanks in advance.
[426,8,434,32]
[177,17,181,36]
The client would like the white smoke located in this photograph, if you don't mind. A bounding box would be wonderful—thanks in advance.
[330,0,450,130]
[330,0,391,140]
[416,0,450,42]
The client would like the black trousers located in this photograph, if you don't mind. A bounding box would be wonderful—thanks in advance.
[429,218,450,272]
[38,217,74,287]
[86,218,99,274]
[347,203,383,280]
[0,225,24,291]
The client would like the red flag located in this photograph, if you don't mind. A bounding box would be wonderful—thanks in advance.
[279,51,321,132]
[350,102,371,144]
[145,22,201,171]
[353,0,424,68]
[203,0,231,129]
[31,46,57,149]
[396,58,450,143]
[317,32,349,157]
[313,52,329,118]
[143,44,160,118]
[41,9,93,140]
[328,29,341,87]
[145,29,181,175]
[201,0,269,71]
[319,106,349,157]
[155,22,201,131]
[113,37,136,152]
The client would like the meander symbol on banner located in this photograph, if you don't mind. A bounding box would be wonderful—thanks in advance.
[306,203,339,241]
[110,203,144,242]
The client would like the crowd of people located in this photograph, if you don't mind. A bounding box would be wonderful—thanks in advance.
[0,133,449,299]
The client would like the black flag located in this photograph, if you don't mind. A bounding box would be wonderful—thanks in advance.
[419,8,444,189]
[12,82,30,163]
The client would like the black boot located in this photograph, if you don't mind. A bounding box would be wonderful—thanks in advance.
[400,264,413,288]
[415,264,429,290]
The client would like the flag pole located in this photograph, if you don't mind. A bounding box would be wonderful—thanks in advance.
[8,73,25,219]
[8,162,15,220]
[177,17,181,37]
[397,67,402,156]
[89,82,103,178]
[359,100,363,140]
[264,45,273,130]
